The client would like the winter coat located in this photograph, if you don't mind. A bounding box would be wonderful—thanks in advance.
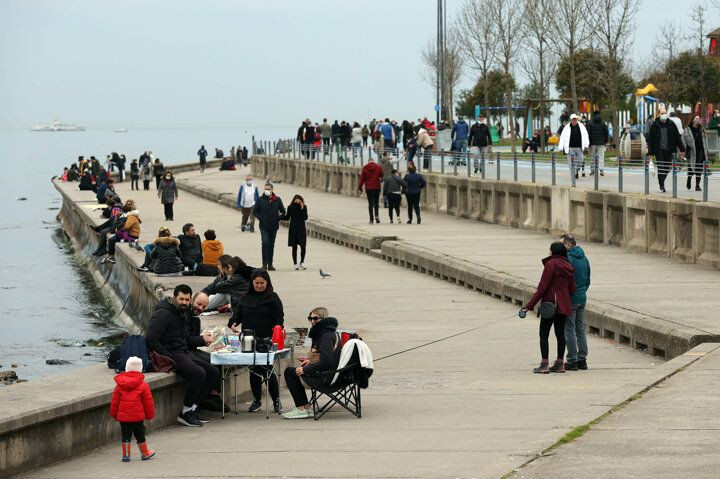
[197,147,208,161]
[153,162,165,177]
[403,172,426,195]
[149,237,184,274]
[110,372,155,423]
[121,212,141,238]
[351,127,363,144]
[566,246,591,305]
[227,290,284,339]
[320,122,332,139]
[648,118,685,155]
[469,123,492,147]
[358,161,384,191]
[585,115,609,146]
[201,239,224,267]
[558,122,589,153]
[285,202,308,247]
[177,233,202,267]
[202,272,250,310]
[146,298,195,356]
[383,175,407,197]
[184,309,206,351]
[451,119,469,141]
[79,173,95,191]
[417,129,434,148]
[130,163,140,178]
[525,255,576,316]
[709,115,720,132]
[682,125,709,174]
[158,179,178,204]
[379,155,399,178]
[380,123,395,141]
[253,194,286,232]
[302,317,342,387]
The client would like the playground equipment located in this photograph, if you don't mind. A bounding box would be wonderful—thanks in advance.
[619,127,647,161]
[636,83,658,134]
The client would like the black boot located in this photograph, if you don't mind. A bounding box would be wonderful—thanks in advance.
[696,177,702,192]
[687,176,692,190]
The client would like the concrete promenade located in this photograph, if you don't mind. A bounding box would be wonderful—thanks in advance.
[177,167,720,339]
[22,172,703,478]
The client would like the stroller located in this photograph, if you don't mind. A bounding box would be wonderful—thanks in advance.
[448,140,467,166]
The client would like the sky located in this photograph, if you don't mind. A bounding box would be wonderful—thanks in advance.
[1,0,718,129]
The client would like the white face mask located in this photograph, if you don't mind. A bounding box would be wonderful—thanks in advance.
[660,113,668,121]
[264,190,271,196]
[246,181,252,186]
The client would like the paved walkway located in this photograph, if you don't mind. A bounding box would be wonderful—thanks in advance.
[176,167,720,337]
[30,179,680,478]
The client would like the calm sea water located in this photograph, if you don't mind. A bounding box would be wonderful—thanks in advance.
[0,127,291,382]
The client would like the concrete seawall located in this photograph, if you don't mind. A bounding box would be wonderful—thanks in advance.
[252,155,720,270]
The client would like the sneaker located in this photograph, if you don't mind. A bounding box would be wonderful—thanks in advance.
[375,218,380,224]
[369,220,373,224]
[267,265,276,271]
[577,359,588,370]
[532,363,550,374]
[575,172,579,179]
[407,220,412,224]
[177,411,203,427]
[389,219,393,223]
[273,399,283,413]
[417,218,421,224]
[294,264,300,270]
[582,171,586,177]
[600,170,605,176]
[300,263,307,270]
[564,361,578,371]
[248,400,262,413]
[136,266,150,272]
[589,170,595,176]
[193,410,210,423]
[549,360,565,373]
[282,407,313,419]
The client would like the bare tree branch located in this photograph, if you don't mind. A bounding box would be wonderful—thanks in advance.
[421,35,464,120]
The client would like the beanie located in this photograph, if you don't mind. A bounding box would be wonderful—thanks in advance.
[125,356,143,373]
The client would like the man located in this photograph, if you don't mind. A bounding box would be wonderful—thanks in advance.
[586,111,609,176]
[380,118,395,154]
[320,118,332,154]
[558,113,589,180]
[709,109,720,134]
[451,116,469,156]
[145,284,218,427]
[253,183,286,270]
[358,156,384,224]
[648,107,685,193]
[177,223,203,273]
[561,234,590,371]
[237,175,260,232]
[469,114,492,173]
[331,120,342,159]
[197,145,208,173]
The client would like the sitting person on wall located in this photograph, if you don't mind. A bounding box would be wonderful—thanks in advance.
[101,204,142,264]
[96,178,116,204]
[282,307,342,419]
[177,223,203,274]
[137,227,185,274]
[202,255,251,312]
[219,157,237,170]
[91,197,124,257]
[145,284,218,427]
[197,229,224,276]
[79,169,97,192]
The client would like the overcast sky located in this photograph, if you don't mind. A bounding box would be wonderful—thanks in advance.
[1,0,718,129]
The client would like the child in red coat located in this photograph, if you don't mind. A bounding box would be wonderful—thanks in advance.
[110,356,156,462]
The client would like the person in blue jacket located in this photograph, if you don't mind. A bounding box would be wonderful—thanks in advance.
[561,234,591,370]
[451,116,470,155]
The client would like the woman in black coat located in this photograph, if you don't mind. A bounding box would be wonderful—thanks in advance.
[228,269,284,413]
[285,194,308,270]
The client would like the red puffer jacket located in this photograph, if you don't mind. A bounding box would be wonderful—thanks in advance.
[110,372,155,422]
[526,255,576,316]
[358,161,384,191]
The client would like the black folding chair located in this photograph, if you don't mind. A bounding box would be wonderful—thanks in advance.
[309,360,362,420]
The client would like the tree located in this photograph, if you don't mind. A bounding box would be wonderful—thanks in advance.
[421,34,464,121]
[689,2,710,121]
[555,49,635,107]
[454,0,498,116]
[591,0,641,143]
[549,0,592,112]
[652,52,720,107]
[455,71,516,118]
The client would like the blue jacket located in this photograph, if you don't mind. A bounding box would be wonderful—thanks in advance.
[567,246,590,305]
[403,172,426,194]
[380,123,394,141]
[452,120,469,141]
[237,184,260,208]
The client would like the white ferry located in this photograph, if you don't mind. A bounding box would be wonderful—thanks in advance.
[31,120,86,132]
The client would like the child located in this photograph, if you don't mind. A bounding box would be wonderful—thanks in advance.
[142,163,152,190]
[110,356,156,462]
[130,159,140,190]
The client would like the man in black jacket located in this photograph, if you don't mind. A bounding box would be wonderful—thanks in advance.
[469,114,493,173]
[253,183,286,271]
[177,223,203,273]
[586,111,609,176]
[145,284,218,427]
[648,107,685,193]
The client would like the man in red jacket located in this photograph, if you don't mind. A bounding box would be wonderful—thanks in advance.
[358,157,384,223]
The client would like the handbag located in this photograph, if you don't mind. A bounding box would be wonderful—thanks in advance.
[149,350,176,373]
[538,293,558,319]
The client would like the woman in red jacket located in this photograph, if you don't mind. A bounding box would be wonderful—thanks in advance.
[110,356,156,462]
[522,242,576,374]
[357,157,384,224]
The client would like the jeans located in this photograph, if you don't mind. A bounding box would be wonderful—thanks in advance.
[565,303,588,363]
[284,366,309,407]
[163,202,174,220]
[260,228,278,266]
[406,192,421,222]
[131,176,139,190]
[567,148,584,176]
[457,139,468,154]
[473,146,488,172]
[589,145,606,171]
[366,189,380,221]
[208,293,231,310]
[539,313,566,360]
[120,421,146,443]
[169,352,220,408]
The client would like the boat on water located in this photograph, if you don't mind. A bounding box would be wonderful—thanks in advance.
[113,128,129,133]
[31,120,85,132]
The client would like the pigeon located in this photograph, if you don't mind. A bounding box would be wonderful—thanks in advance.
[319,269,332,278]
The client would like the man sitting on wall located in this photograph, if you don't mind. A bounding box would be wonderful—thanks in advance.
[177,223,203,274]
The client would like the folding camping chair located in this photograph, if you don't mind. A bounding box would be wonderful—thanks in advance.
[309,347,363,420]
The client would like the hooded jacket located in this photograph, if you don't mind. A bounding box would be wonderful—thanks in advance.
[451,119,469,141]
[302,317,342,383]
[585,113,609,146]
[158,178,178,204]
[149,236,184,274]
[202,272,250,310]
[110,371,155,423]
[201,239,224,267]
[227,274,284,339]
[253,194,286,232]
[379,155,400,178]
[177,233,202,267]
[403,172,427,195]
[358,161,384,191]
[121,211,142,238]
[558,121,590,153]
[567,246,591,305]
[146,297,194,356]
[525,255,576,316]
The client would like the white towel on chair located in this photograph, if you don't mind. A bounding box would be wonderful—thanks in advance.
[333,339,373,385]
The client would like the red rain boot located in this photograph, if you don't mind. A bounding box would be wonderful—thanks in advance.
[121,442,131,462]
[138,442,155,461]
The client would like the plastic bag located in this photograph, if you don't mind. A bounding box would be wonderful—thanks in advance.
[648,159,656,177]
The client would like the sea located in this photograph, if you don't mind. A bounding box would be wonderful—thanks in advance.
[0,126,291,383]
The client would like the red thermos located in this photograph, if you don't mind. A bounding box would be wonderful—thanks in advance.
[272,325,286,350]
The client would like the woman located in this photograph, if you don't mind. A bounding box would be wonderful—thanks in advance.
[361,124,369,147]
[351,122,363,155]
[101,204,142,264]
[403,164,426,224]
[202,255,251,311]
[158,171,178,221]
[382,169,407,223]
[417,128,434,170]
[228,269,284,413]
[282,307,341,419]
[152,159,165,189]
[682,115,708,191]
[146,227,184,274]
[198,229,224,276]
[285,194,308,270]
[522,242,576,374]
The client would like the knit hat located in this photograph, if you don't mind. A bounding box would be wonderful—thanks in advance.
[125,356,143,373]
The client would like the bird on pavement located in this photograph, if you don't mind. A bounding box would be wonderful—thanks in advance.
[319,269,332,278]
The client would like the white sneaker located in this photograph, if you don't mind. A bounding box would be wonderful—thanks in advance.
[294,264,300,270]
[282,407,313,419]
[300,263,307,270]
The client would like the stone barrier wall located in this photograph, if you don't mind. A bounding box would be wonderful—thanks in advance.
[252,155,720,270]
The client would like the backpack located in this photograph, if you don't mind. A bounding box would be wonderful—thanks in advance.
[116,335,151,373]
[107,346,121,370]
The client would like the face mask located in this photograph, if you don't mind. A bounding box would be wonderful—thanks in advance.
[165,175,171,180]
[246,181,252,186]
[694,120,701,126]
[660,114,668,121]
[264,190,271,196]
